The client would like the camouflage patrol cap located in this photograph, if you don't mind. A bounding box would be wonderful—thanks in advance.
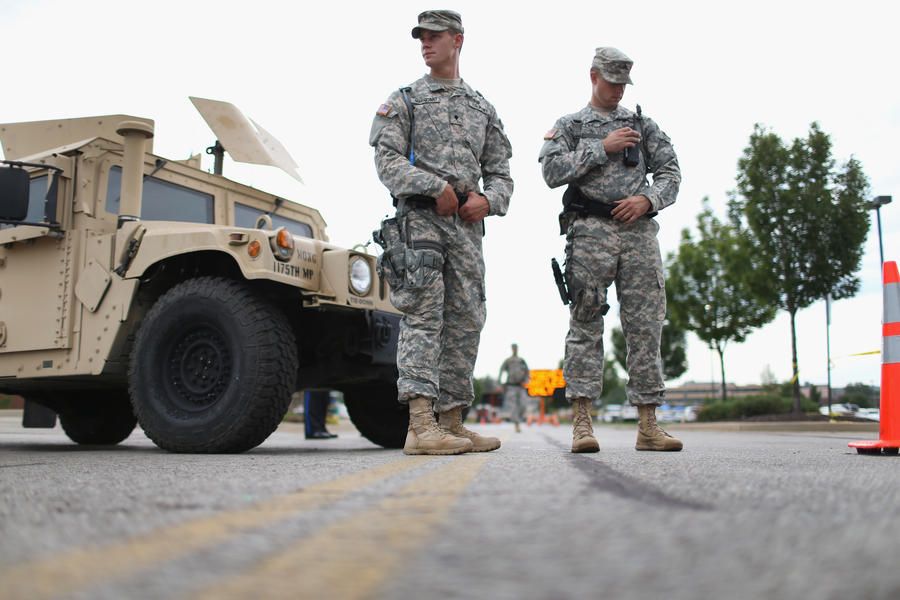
[592,47,634,84]
[411,10,464,39]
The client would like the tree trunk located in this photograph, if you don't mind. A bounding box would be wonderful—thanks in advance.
[717,345,728,403]
[789,308,801,413]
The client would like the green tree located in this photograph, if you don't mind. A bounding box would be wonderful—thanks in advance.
[600,356,626,405]
[474,375,499,404]
[729,122,870,412]
[610,320,688,382]
[842,382,879,409]
[807,383,822,406]
[666,200,776,401]
[554,355,625,408]
[760,365,777,387]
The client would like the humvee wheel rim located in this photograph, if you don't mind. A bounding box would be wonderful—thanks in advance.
[166,326,231,410]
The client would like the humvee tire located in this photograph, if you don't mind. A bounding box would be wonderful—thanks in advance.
[58,392,137,445]
[129,277,298,453]
[343,383,407,449]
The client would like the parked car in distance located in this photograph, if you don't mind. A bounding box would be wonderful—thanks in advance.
[856,408,880,422]
[601,404,623,423]
[818,403,861,417]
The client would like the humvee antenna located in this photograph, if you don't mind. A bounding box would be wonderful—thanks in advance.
[268,197,285,217]
[206,141,225,176]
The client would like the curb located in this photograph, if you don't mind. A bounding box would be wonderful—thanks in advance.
[664,421,879,433]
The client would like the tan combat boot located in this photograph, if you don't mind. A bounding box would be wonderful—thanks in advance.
[571,398,599,453]
[404,397,473,455]
[438,406,501,452]
[636,405,683,451]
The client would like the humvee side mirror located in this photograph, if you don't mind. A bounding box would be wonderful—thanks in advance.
[0,165,30,221]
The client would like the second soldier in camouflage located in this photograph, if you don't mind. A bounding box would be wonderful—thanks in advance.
[539,47,683,453]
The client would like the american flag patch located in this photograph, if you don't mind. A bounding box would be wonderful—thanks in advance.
[376,103,394,117]
[543,128,559,140]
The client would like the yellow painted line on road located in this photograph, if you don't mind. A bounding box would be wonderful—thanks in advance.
[191,453,495,600]
[0,457,424,600]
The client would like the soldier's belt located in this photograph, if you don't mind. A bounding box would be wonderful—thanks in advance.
[392,192,471,209]
[561,185,615,218]
[561,185,657,220]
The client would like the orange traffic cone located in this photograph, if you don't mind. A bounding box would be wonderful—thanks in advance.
[849,261,900,455]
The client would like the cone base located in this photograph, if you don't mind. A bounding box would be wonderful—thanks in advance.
[848,439,900,449]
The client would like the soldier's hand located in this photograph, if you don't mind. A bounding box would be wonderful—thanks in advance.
[435,184,459,216]
[459,192,490,222]
[602,127,641,154]
[611,195,651,224]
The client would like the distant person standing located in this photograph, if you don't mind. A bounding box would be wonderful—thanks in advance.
[369,10,513,455]
[539,47,682,453]
[304,390,337,440]
[499,344,530,432]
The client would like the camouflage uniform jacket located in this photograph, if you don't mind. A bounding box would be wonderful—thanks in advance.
[370,74,513,216]
[499,355,530,385]
[539,105,680,212]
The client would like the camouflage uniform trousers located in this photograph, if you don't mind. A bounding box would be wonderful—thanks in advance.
[563,214,666,406]
[503,384,529,424]
[390,207,486,412]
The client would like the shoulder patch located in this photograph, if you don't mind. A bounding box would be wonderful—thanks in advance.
[543,128,559,140]
[376,103,394,117]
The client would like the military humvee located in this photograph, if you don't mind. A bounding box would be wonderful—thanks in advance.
[0,97,408,452]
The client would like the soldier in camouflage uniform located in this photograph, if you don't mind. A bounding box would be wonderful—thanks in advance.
[498,344,530,433]
[370,10,513,455]
[539,47,683,453]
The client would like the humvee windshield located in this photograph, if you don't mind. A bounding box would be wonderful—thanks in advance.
[106,166,214,224]
[103,166,313,238]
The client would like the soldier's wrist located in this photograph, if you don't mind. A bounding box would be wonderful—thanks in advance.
[590,139,608,166]
[482,193,497,216]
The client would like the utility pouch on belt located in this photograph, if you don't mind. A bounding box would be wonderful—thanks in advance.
[374,216,444,291]
[403,245,443,288]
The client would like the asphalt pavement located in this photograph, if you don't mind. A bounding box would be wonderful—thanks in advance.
[1,413,898,600]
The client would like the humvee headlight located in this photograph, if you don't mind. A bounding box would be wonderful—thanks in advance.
[271,227,295,261]
[349,256,372,296]
[247,240,262,258]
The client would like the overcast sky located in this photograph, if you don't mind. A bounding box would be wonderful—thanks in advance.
[2,0,898,391]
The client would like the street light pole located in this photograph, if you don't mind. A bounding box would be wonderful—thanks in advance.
[825,294,832,416]
[870,195,893,272]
